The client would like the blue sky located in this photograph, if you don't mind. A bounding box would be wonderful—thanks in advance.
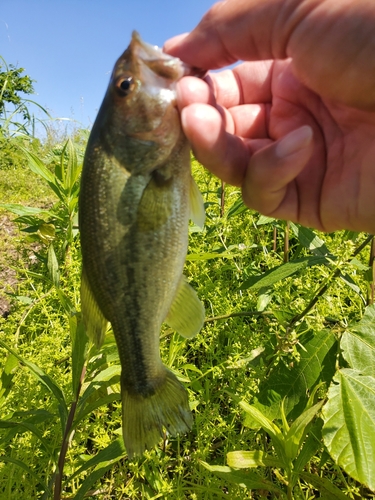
[1,0,215,133]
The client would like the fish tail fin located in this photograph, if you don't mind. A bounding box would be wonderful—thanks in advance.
[121,368,192,458]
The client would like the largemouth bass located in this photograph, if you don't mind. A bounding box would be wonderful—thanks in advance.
[79,31,205,458]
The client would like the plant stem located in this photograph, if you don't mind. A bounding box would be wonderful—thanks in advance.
[220,181,225,217]
[53,364,86,500]
[284,221,289,263]
[273,225,277,253]
[289,234,374,328]
[204,310,274,323]
[368,235,374,305]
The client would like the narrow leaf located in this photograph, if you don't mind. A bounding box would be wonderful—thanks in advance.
[70,315,89,396]
[73,393,121,430]
[0,203,50,216]
[0,353,18,405]
[240,401,282,439]
[284,400,324,461]
[0,456,50,494]
[0,339,67,431]
[18,146,55,183]
[68,438,126,483]
[200,461,286,495]
[240,257,328,290]
[289,223,330,256]
[258,329,337,417]
[47,243,60,287]
[225,197,248,218]
[240,401,288,466]
[257,215,275,225]
[299,471,350,500]
[0,420,52,452]
[186,250,238,261]
[227,450,284,469]
[293,419,323,473]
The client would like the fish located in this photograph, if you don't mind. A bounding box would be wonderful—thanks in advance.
[79,31,206,458]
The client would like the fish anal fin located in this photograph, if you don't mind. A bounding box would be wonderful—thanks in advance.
[165,276,205,338]
[81,268,109,348]
[189,175,205,228]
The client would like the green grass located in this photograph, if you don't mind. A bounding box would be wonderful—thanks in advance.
[0,146,374,499]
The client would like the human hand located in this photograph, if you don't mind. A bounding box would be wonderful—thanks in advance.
[164,0,375,233]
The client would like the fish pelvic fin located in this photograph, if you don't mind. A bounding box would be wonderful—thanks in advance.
[189,175,205,228]
[122,368,192,458]
[80,268,109,348]
[165,275,205,338]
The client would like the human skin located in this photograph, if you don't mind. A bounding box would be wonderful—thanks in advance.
[164,0,375,233]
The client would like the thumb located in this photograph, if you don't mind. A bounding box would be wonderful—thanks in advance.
[242,126,314,219]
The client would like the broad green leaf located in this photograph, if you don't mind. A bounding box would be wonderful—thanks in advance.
[284,400,324,461]
[299,471,350,500]
[341,304,375,377]
[258,329,337,417]
[199,461,286,496]
[240,256,328,290]
[289,223,330,256]
[322,369,375,491]
[227,450,284,469]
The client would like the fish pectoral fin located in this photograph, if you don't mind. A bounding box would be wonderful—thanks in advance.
[81,268,109,348]
[189,175,205,228]
[165,276,205,338]
[136,174,173,231]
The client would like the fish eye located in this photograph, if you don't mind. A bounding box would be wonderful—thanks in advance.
[116,76,134,96]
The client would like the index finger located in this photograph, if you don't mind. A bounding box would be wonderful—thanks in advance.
[164,0,289,69]
[209,61,273,108]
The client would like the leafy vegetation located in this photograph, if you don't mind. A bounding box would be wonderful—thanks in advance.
[1,120,375,498]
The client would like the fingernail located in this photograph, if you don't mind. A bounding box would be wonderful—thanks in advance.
[276,126,313,158]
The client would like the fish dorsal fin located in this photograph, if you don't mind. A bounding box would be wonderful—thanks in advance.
[81,268,109,348]
[189,176,205,228]
[165,275,205,338]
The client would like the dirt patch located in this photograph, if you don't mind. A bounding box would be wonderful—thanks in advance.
[0,215,19,317]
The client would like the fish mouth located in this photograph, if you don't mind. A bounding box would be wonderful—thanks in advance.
[131,31,206,81]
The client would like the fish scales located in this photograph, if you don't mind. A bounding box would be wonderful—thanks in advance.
[79,31,205,457]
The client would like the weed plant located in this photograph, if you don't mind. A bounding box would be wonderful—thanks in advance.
[0,137,375,499]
